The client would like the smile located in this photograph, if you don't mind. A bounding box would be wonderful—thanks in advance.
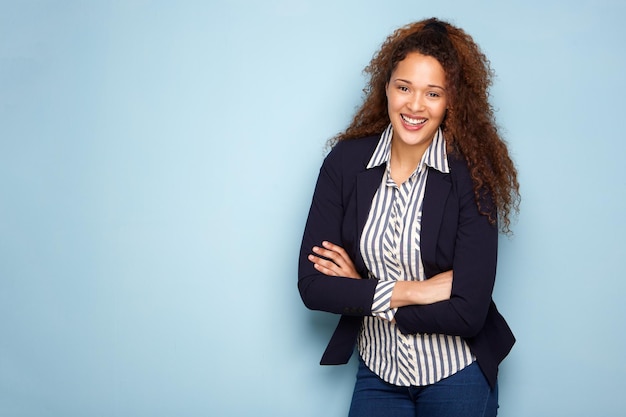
[401,114,427,126]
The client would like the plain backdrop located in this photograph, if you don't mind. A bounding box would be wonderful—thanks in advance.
[1,1,625,416]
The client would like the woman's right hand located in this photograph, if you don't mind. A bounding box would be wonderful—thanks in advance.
[307,241,362,279]
[390,270,453,308]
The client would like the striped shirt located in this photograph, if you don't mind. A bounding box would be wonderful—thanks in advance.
[358,124,474,387]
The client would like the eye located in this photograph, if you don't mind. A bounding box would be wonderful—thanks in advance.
[427,91,440,98]
[398,85,410,92]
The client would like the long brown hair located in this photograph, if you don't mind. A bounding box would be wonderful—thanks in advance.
[332,18,520,233]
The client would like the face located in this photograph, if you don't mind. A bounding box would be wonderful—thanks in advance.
[386,52,448,155]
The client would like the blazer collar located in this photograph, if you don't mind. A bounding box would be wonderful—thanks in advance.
[367,124,450,175]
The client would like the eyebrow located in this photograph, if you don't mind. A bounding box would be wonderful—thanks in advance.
[393,78,446,90]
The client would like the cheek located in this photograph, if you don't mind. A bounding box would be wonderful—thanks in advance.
[436,103,448,119]
[386,94,403,112]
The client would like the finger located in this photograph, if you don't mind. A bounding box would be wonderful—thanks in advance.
[321,240,345,253]
[314,246,354,271]
[312,246,346,269]
[322,241,356,267]
[313,243,361,279]
[308,254,341,276]
[321,241,351,263]
[313,262,339,276]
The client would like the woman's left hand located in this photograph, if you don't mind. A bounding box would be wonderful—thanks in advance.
[308,241,361,279]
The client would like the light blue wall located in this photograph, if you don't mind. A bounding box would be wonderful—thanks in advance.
[1,1,625,416]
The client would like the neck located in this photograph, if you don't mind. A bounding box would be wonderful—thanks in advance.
[389,139,430,185]
[390,139,429,171]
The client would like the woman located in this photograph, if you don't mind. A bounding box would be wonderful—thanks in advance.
[298,18,520,416]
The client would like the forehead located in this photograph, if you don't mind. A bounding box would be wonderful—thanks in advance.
[391,52,446,84]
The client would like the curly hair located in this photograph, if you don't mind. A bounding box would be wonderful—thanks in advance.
[332,18,520,233]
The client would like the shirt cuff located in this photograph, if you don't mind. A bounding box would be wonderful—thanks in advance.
[371,280,398,321]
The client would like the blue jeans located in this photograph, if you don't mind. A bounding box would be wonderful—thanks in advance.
[348,359,498,417]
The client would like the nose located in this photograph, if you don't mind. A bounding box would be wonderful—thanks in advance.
[407,93,424,112]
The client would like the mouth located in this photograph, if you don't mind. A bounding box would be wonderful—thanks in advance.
[401,114,427,126]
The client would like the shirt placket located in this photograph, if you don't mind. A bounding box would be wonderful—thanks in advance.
[390,178,420,385]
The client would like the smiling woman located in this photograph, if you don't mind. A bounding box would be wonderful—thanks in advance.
[298,17,520,417]
[385,53,448,184]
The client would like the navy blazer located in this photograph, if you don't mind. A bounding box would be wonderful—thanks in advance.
[298,134,515,388]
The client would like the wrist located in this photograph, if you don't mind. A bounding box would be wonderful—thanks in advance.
[390,281,425,308]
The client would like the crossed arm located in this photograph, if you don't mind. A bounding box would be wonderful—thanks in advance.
[298,142,497,336]
[307,240,453,309]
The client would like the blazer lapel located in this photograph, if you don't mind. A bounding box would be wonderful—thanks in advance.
[420,167,452,272]
[354,165,385,272]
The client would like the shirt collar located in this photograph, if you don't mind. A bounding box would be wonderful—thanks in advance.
[366,124,450,174]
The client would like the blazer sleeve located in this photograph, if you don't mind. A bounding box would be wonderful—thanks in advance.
[393,163,499,338]
[297,142,378,316]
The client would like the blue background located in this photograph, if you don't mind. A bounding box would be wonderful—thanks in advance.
[1,1,625,416]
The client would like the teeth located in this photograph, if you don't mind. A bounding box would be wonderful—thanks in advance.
[402,115,426,125]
